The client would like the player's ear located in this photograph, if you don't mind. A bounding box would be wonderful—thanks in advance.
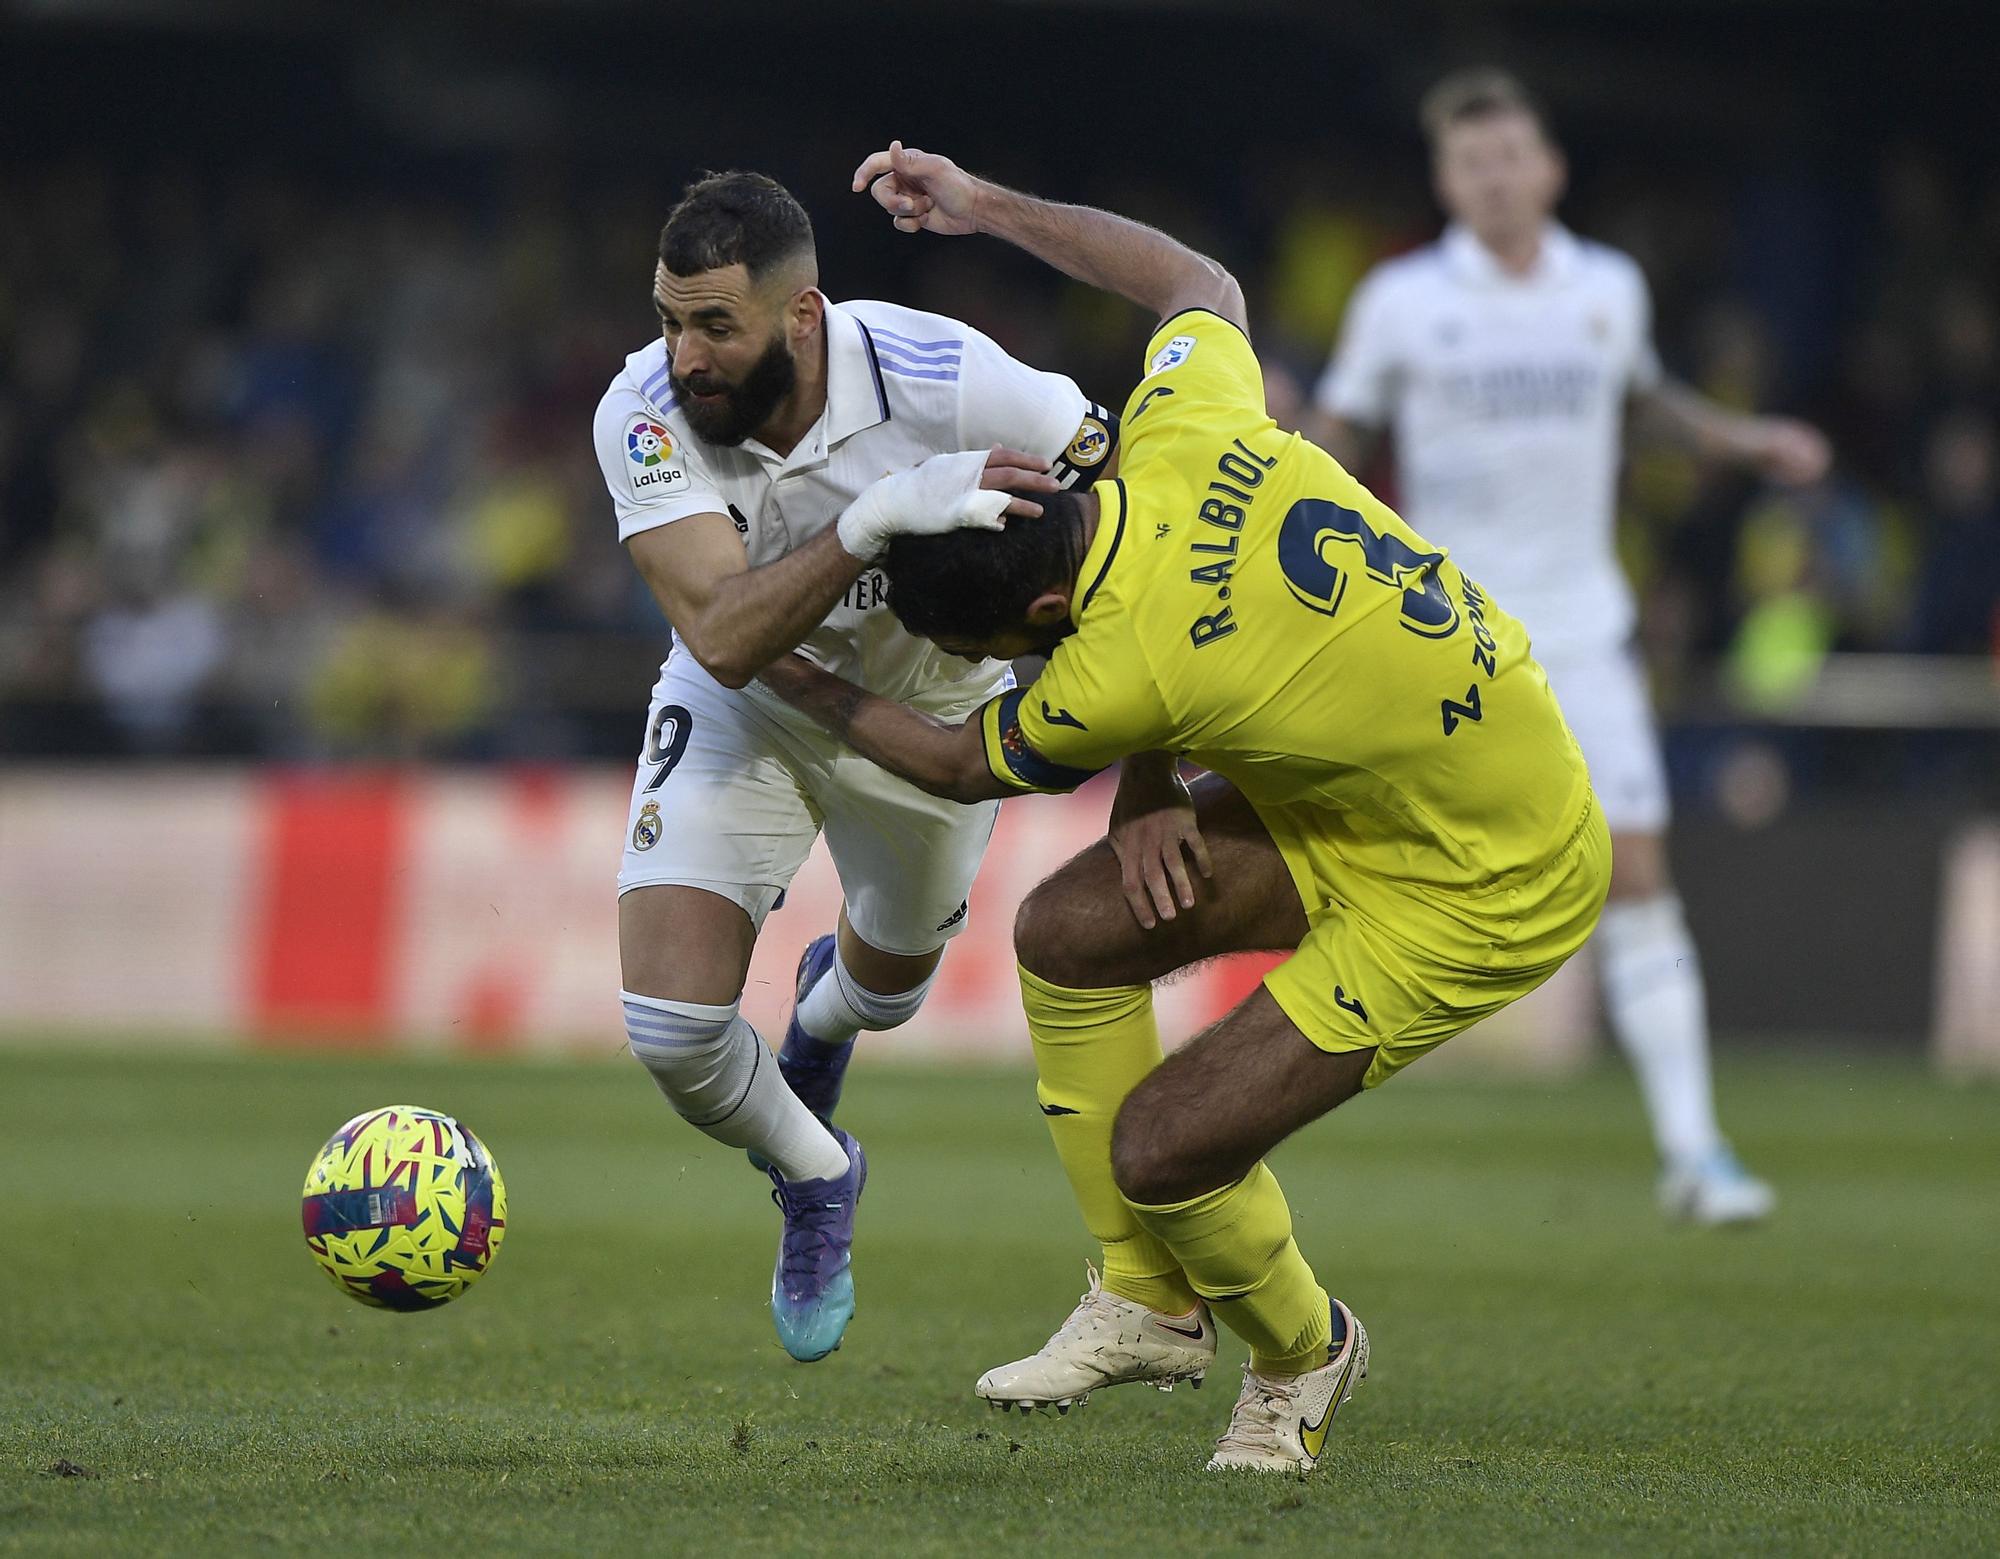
[786,284,824,345]
[1025,590,1071,627]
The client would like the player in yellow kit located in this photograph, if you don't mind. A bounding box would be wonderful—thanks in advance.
[758,142,1611,1473]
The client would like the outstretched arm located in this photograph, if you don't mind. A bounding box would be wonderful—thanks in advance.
[852,141,1246,332]
[1630,379,1831,485]
[757,655,1012,805]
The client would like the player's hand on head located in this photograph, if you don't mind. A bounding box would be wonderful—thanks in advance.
[1752,418,1833,487]
[837,447,1049,559]
[980,445,1058,518]
[1107,762,1213,930]
[851,141,980,236]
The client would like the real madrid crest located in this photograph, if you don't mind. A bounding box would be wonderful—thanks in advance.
[632,801,663,851]
[1067,416,1110,469]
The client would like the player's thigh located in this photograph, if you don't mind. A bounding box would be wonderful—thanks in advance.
[1540,642,1671,838]
[812,743,1000,960]
[1015,771,1310,990]
[616,665,819,1002]
[619,886,757,1007]
[1270,813,1608,1095]
[1110,985,1375,1206]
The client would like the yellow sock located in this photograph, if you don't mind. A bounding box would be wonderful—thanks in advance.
[1128,1164,1331,1375]
[1019,965,1199,1316]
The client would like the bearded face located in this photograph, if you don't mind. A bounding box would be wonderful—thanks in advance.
[668,330,799,447]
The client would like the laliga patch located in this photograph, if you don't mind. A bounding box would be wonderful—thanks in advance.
[625,414,690,498]
[632,801,662,851]
[1147,334,1197,376]
[1066,416,1111,469]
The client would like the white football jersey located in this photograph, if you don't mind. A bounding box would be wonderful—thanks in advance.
[595,296,1109,714]
[1316,223,1662,654]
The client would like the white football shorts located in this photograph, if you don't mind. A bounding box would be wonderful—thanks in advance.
[1536,639,1671,834]
[617,653,1001,956]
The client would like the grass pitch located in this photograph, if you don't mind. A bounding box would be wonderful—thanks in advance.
[1,1045,1994,1556]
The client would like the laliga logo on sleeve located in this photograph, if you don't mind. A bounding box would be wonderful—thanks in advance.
[1146,334,1197,376]
[627,419,672,466]
[626,415,690,496]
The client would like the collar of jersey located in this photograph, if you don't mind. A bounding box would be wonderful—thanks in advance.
[1442,221,1580,288]
[1075,477,1128,618]
[821,296,892,447]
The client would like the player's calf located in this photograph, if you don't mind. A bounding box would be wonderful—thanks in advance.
[622,991,849,1183]
[780,930,938,1123]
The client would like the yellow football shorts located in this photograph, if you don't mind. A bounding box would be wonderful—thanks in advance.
[1261,796,1612,1089]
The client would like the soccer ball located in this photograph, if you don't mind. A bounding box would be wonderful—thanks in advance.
[300,1105,507,1310]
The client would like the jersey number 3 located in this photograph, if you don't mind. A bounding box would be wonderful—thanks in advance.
[1276,498,1458,639]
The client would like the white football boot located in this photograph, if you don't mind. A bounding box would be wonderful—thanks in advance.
[1205,1298,1369,1473]
[1658,1147,1776,1226]
[976,1263,1216,1415]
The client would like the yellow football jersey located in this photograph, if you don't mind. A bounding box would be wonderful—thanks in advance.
[979,308,1593,905]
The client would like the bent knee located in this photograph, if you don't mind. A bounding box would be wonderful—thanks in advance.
[1013,862,1120,986]
[1110,1098,1188,1208]
[621,990,731,1069]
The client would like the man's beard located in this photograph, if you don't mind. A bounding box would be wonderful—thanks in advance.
[669,335,797,446]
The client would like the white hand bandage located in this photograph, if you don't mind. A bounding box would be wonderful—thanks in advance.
[836,449,1010,561]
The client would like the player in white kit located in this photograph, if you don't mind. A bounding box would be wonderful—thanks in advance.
[594,172,1116,1357]
[1308,71,1830,1224]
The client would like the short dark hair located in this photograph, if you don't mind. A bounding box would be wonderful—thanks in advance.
[657,171,815,281]
[885,490,1090,642]
[1420,67,1555,150]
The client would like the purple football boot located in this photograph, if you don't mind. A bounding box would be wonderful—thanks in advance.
[778,933,852,1123]
[767,1126,868,1361]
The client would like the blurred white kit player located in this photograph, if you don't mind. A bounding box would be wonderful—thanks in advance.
[1311,70,1830,1224]
[593,172,1112,1358]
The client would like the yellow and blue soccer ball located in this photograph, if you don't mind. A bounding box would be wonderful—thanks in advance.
[300,1105,507,1310]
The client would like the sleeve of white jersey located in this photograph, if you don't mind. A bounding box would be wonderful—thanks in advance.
[952,327,1093,476]
[592,382,729,543]
[1626,260,1665,393]
[1313,268,1400,427]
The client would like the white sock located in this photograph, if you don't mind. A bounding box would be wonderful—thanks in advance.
[795,944,937,1044]
[622,991,850,1183]
[1594,896,1725,1167]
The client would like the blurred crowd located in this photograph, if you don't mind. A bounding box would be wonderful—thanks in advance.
[2,142,1996,764]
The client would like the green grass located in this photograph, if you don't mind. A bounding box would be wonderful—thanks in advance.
[0,1046,1995,1556]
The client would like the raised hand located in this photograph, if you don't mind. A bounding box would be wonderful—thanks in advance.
[1749,417,1834,487]
[851,141,981,236]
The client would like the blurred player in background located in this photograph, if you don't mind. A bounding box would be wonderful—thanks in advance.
[1306,70,1832,1224]
[594,172,1115,1361]
[760,141,1611,1471]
